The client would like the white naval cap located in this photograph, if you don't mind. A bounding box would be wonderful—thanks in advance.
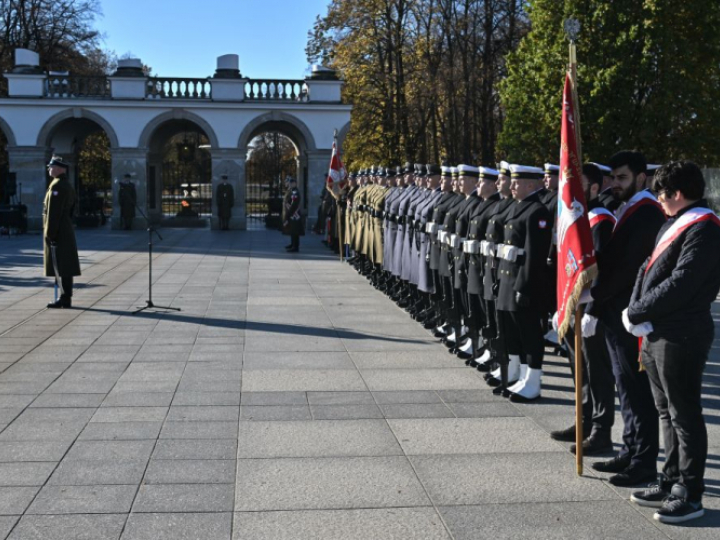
[450,166,459,176]
[457,164,480,177]
[479,166,499,179]
[646,164,661,173]
[509,164,545,180]
[589,162,611,173]
[544,163,560,174]
[441,165,452,176]
[497,161,510,175]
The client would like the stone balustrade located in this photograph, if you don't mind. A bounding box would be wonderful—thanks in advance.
[45,75,110,98]
[146,77,212,99]
[244,79,308,101]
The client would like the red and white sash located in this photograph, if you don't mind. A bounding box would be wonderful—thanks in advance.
[645,207,720,274]
[588,207,616,229]
[614,190,663,230]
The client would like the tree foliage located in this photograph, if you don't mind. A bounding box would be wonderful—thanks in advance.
[498,0,720,165]
[308,0,528,168]
[0,0,110,76]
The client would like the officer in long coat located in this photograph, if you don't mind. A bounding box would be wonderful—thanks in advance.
[44,156,81,308]
[282,177,303,252]
[493,164,552,402]
[118,174,136,230]
[217,174,235,230]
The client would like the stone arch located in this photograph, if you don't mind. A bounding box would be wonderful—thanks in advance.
[336,121,351,154]
[36,108,119,149]
[0,115,17,147]
[237,111,317,152]
[138,109,219,150]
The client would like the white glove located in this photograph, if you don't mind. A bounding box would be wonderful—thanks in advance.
[622,308,654,337]
[551,312,559,332]
[578,289,592,305]
[581,314,598,337]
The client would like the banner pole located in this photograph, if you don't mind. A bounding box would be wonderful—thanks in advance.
[575,305,584,475]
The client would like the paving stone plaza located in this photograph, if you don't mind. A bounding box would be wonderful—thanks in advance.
[0,228,718,539]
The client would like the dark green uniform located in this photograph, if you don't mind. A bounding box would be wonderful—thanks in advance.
[43,174,81,303]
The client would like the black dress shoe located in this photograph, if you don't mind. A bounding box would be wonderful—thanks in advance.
[550,424,590,442]
[609,466,657,487]
[286,248,299,253]
[571,435,614,456]
[285,244,293,249]
[456,350,473,360]
[591,454,632,473]
[509,392,541,403]
[47,298,71,309]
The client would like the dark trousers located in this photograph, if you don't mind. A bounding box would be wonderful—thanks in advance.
[509,308,545,368]
[56,276,73,298]
[290,234,300,250]
[219,213,230,230]
[642,335,711,501]
[602,313,659,470]
[564,322,615,436]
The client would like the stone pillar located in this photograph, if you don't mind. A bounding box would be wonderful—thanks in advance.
[209,148,246,230]
[7,146,49,231]
[110,148,149,229]
[305,149,332,231]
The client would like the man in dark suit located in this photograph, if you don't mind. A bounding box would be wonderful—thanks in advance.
[44,156,81,309]
[118,174,136,230]
[282,177,302,252]
[627,161,720,524]
[589,151,666,486]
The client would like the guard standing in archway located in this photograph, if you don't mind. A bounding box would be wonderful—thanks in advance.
[282,176,302,252]
[44,156,81,308]
[217,174,234,230]
[118,174,136,230]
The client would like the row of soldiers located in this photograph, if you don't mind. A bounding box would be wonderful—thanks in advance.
[322,154,720,524]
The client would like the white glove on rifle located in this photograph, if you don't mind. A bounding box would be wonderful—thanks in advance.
[551,312,559,332]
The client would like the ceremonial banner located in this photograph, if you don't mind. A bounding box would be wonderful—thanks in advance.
[556,72,597,340]
[326,138,346,200]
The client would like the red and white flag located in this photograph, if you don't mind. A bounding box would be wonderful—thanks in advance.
[326,138,347,198]
[556,72,597,340]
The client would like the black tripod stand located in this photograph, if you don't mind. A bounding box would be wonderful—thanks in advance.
[132,205,181,315]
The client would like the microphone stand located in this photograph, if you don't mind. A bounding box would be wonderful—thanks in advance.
[132,203,181,315]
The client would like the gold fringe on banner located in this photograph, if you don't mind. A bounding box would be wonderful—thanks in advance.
[557,262,598,342]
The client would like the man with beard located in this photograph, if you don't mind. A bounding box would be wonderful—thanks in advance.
[588,150,666,486]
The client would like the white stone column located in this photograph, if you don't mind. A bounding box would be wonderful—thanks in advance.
[305,150,332,231]
[209,148,246,230]
[7,146,49,231]
[110,149,149,229]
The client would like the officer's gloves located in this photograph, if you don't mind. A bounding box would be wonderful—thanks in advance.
[622,308,654,337]
[581,314,598,337]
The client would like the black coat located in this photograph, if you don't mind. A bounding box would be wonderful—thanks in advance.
[482,197,516,301]
[43,176,81,278]
[589,192,666,321]
[119,182,137,219]
[439,194,475,278]
[428,192,460,271]
[496,192,552,312]
[628,200,720,342]
[282,187,304,236]
[466,193,501,295]
[452,195,483,289]
[217,183,234,217]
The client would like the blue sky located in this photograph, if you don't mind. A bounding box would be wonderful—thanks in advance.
[95,0,330,79]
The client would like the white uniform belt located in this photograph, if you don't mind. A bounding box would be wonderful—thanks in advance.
[498,244,525,262]
[463,239,480,254]
[480,240,496,257]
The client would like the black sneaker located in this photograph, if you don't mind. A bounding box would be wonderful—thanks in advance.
[609,466,656,487]
[591,453,631,473]
[631,479,669,508]
[654,485,704,524]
